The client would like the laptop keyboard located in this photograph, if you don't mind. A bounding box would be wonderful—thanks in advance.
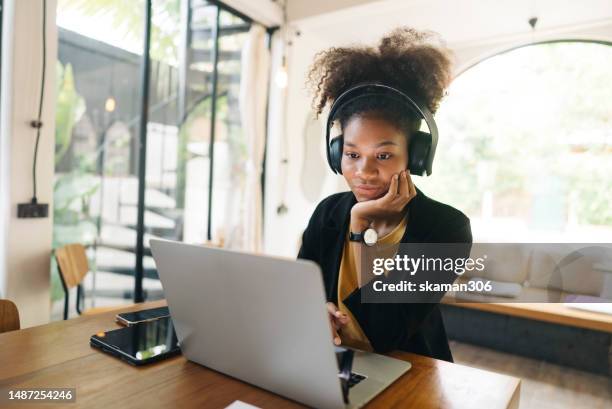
[347,372,367,388]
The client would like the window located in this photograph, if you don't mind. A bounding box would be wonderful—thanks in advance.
[52,0,255,318]
[53,0,146,318]
[417,41,612,243]
[142,1,251,298]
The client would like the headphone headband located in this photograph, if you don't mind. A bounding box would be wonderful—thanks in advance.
[325,82,439,176]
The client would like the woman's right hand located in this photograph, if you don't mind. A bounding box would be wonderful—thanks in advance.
[327,302,350,345]
[350,170,416,230]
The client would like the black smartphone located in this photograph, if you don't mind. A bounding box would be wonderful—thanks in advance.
[115,306,170,326]
[90,316,180,365]
[335,346,354,404]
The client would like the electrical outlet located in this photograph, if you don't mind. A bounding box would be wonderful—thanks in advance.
[17,202,49,218]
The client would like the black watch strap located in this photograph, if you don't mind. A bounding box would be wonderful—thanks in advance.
[348,231,364,242]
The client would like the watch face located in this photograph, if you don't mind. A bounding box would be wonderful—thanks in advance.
[363,228,378,246]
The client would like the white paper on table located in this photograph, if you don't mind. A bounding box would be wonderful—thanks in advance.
[224,400,262,409]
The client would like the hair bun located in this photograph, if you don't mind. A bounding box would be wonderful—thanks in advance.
[307,26,454,116]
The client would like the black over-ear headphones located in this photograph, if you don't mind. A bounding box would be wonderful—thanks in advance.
[325,82,439,176]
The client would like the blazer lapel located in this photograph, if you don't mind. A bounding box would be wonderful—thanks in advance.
[401,186,428,243]
[319,193,355,303]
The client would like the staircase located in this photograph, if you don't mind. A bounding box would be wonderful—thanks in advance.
[92,0,250,290]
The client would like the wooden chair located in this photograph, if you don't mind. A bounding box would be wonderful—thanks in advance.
[0,299,20,333]
[54,244,121,320]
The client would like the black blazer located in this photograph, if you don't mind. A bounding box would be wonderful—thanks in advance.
[297,187,472,362]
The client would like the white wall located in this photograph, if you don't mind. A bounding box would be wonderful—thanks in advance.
[222,0,282,26]
[262,0,612,258]
[453,21,612,74]
[287,0,380,21]
[0,0,57,327]
[263,27,345,257]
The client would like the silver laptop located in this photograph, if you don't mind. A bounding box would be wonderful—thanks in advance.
[150,239,411,409]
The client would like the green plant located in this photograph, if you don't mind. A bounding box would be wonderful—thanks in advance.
[55,62,85,164]
[51,61,99,302]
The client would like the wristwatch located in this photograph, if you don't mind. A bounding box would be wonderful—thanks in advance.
[349,228,378,246]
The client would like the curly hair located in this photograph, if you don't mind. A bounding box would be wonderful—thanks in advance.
[307,27,454,136]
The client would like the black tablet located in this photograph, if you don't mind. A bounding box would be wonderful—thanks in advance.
[90,316,180,365]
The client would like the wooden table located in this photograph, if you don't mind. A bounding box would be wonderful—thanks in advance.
[0,301,521,408]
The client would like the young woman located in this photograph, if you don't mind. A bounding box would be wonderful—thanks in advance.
[298,28,472,362]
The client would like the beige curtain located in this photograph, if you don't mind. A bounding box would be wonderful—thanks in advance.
[231,24,270,252]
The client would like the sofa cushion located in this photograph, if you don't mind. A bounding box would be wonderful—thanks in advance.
[526,244,604,296]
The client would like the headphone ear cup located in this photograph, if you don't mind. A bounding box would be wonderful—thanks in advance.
[408,131,431,176]
[329,135,344,174]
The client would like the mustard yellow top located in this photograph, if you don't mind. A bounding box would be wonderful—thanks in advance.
[337,215,408,351]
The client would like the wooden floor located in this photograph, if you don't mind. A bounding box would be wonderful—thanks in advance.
[449,341,612,409]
